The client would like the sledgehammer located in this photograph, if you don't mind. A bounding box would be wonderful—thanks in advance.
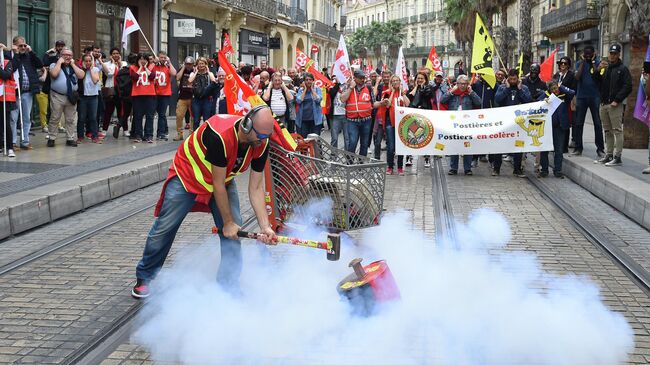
[212,227,341,261]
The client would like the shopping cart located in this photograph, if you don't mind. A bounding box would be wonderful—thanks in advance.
[263,134,387,232]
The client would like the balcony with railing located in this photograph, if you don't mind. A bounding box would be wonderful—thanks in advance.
[540,0,600,38]
[222,0,277,20]
[309,19,341,41]
[403,46,430,56]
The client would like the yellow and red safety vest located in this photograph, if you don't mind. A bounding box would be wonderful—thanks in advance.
[345,85,373,119]
[0,60,17,103]
[161,114,268,214]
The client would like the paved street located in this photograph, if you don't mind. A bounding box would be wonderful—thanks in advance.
[3,147,650,364]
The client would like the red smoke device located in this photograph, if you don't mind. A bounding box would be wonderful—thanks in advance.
[337,258,400,316]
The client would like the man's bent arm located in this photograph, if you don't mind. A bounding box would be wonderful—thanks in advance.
[248,170,271,230]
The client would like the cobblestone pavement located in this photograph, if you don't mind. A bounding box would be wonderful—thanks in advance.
[0,183,161,268]
[445,158,650,364]
[0,178,251,364]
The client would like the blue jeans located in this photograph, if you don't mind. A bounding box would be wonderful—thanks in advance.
[136,176,243,288]
[384,124,404,169]
[192,97,213,130]
[132,95,156,139]
[156,95,170,137]
[298,119,322,138]
[449,155,472,172]
[10,91,33,145]
[330,115,347,149]
[76,95,99,139]
[346,118,372,156]
[574,97,605,152]
[540,127,566,174]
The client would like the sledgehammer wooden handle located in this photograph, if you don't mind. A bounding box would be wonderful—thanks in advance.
[212,228,341,261]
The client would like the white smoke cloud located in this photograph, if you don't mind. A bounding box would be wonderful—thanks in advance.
[133,207,634,365]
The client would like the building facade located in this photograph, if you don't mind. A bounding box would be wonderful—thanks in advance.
[387,0,461,75]
[2,0,341,71]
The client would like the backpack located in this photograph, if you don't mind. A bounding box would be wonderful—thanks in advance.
[115,66,132,99]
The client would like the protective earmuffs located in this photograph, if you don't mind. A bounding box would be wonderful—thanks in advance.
[241,105,269,134]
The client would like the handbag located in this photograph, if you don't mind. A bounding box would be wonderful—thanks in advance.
[101,87,115,99]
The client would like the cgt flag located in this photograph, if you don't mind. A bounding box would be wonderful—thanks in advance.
[295,49,333,88]
[395,46,408,90]
[222,32,234,57]
[217,50,297,151]
[121,7,141,51]
[471,13,496,88]
[425,45,442,73]
[333,35,352,84]
[633,34,650,126]
[539,48,558,82]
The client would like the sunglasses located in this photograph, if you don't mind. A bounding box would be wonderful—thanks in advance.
[251,125,271,140]
[559,62,569,65]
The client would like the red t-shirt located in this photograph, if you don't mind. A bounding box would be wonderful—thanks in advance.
[153,65,172,96]
[130,64,156,96]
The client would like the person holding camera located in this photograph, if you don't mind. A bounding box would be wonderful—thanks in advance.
[47,47,85,147]
[573,45,605,157]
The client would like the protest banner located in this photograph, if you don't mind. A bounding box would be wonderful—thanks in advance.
[395,95,562,155]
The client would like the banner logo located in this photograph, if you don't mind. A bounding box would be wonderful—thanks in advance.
[398,114,434,149]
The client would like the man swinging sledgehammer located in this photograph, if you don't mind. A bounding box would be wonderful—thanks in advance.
[132,105,277,299]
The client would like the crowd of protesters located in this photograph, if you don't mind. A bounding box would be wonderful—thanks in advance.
[1,37,648,177]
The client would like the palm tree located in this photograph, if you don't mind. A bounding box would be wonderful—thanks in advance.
[444,0,476,64]
[496,0,517,70]
[518,0,532,73]
[382,20,404,59]
[623,0,650,147]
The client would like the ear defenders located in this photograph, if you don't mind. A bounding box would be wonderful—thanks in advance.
[241,105,269,134]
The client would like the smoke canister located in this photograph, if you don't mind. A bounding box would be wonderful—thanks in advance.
[337,258,400,316]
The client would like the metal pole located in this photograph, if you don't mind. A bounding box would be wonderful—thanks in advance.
[1,51,6,156]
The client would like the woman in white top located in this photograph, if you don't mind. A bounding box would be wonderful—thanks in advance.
[101,47,127,132]
[262,72,294,126]
[77,54,101,142]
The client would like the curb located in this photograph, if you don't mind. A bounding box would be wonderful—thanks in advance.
[562,157,650,231]
[0,158,172,241]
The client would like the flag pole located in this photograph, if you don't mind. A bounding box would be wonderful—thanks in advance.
[493,46,508,71]
[138,29,156,55]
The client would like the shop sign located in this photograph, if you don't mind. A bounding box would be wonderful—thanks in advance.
[174,19,196,38]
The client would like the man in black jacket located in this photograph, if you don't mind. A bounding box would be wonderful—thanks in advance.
[495,69,533,177]
[593,44,632,166]
[522,64,547,102]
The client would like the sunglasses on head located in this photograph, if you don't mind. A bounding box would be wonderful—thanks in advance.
[251,125,271,140]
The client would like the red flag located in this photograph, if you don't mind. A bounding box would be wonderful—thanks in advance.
[222,33,234,57]
[218,50,296,150]
[540,48,558,82]
[295,49,333,88]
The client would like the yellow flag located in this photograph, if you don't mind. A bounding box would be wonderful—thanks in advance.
[471,13,496,88]
[516,53,523,77]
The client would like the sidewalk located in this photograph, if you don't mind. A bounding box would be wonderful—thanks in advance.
[561,113,650,230]
[0,117,183,240]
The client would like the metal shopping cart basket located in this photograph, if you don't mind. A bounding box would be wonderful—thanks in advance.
[263,134,387,232]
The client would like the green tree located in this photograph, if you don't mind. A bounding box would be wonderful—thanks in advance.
[345,20,405,61]
[496,0,517,70]
[444,0,476,63]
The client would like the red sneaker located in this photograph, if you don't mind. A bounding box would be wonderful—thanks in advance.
[386,167,393,175]
[398,168,404,176]
[131,279,150,299]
